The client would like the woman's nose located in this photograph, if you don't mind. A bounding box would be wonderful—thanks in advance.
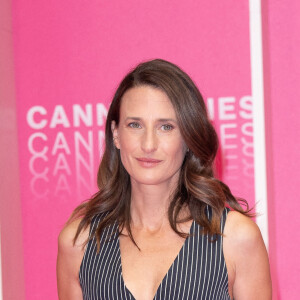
[141,129,158,153]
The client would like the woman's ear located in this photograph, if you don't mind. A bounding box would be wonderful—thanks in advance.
[111,121,120,149]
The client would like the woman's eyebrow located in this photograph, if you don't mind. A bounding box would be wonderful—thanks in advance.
[157,118,177,123]
[125,117,177,123]
[125,117,141,121]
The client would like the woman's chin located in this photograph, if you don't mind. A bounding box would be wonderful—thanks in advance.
[132,178,164,186]
[130,174,178,187]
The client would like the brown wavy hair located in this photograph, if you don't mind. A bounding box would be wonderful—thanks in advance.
[71,59,252,249]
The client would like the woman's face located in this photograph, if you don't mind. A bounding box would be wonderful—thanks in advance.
[112,85,187,187]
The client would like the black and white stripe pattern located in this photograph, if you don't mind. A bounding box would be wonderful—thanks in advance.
[79,208,230,299]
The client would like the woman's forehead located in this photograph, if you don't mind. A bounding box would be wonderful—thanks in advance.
[120,86,177,120]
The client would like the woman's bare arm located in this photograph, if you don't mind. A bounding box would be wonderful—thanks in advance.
[224,211,272,300]
[57,218,89,300]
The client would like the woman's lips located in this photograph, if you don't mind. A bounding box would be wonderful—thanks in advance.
[136,157,162,167]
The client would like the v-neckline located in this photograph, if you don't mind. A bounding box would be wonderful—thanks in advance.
[118,220,195,300]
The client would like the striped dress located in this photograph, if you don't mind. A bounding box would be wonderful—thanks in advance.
[79,208,231,300]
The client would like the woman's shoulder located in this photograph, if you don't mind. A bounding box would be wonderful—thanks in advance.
[58,217,90,256]
[224,210,262,246]
[57,217,93,298]
[223,210,267,271]
[223,211,271,298]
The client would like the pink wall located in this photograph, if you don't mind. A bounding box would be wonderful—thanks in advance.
[1,0,299,299]
[0,0,25,299]
[262,0,300,299]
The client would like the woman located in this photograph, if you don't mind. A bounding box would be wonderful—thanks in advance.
[57,59,272,299]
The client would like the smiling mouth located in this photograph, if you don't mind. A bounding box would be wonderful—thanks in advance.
[136,158,162,163]
[136,157,163,167]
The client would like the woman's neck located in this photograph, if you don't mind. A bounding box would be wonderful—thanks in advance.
[129,180,176,231]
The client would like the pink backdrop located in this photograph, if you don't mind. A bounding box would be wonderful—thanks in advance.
[262,0,300,299]
[1,0,299,299]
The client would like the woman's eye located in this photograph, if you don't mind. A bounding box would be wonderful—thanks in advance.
[161,124,174,131]
[128,122,141,129]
